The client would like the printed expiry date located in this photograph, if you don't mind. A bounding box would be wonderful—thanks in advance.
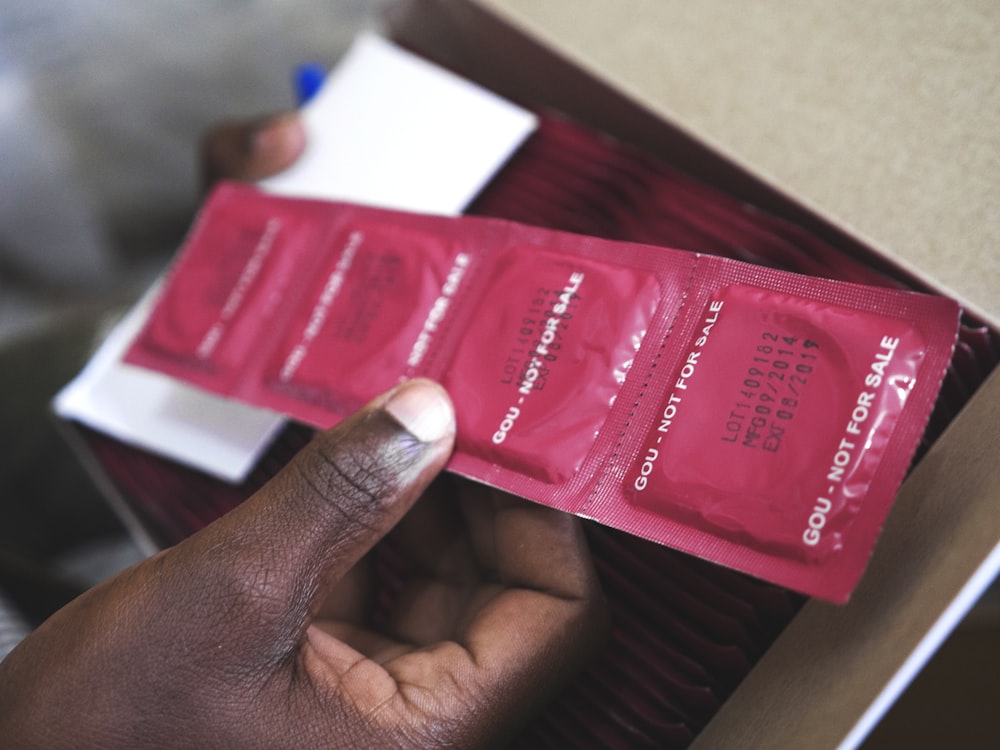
[497,276,583,392]
[721,332,819,451]
[493,272,584,445]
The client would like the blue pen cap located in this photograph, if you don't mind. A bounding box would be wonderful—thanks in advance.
[294,63,327,105]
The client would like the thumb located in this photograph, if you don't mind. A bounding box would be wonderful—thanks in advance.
[0,380,454,748]
[188,378,455,631]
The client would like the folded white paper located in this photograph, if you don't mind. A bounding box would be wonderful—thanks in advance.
[53,283,288,481]
[54,32,537,482]
[262,33,538,214]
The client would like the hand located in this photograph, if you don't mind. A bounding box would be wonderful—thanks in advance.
[199,111,307,189]
[0,379,606,748]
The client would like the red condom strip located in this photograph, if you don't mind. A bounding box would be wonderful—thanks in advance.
[466,114,998,469]
[126,182,960,602]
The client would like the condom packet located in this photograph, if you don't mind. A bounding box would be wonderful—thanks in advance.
[126,182,960,601]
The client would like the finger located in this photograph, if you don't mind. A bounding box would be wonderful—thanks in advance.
[384,485,603,651]
[414,485,597,609]
[381,481,494,645]
[199,111,306,189]
[186,378,455,641]
[389,476,481,584]
[484,489,600,600]
[462,494,607,674]
[383,497,607,746]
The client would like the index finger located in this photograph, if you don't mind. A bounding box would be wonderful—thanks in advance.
[199,112,305,189]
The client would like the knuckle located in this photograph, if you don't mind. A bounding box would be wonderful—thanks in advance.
[291,419,423,527]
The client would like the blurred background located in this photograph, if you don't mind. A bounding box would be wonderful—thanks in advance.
[0,0,390,342]
[0,0,390,645]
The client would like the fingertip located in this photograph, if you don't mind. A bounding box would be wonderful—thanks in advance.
[251,112,306,168]
[383,379,456,446]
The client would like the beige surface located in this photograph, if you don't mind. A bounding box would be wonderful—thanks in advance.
[473,0,1000,325]
[691,366,1000,747]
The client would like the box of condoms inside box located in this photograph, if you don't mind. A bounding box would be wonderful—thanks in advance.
[384,1,1000,747]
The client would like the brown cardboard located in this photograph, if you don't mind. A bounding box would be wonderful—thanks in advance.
[390,1,1000,746]
[463,0,1000,327]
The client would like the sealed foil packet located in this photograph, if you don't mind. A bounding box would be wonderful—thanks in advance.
[126,183,961,601]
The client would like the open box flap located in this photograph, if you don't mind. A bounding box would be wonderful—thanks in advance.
[460,0,1000,327]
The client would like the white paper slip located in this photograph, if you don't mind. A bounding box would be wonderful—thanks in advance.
[261,32,538,214]
[53,285,287,482]
[54,32,538,482]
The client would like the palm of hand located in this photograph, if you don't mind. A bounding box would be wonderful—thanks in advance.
[302,478,603,748]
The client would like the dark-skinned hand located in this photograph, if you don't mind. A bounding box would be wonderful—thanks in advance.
[0,380,606,748]
[0,114,607,749]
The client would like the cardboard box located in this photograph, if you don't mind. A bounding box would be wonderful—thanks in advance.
[389,1,1000,746]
